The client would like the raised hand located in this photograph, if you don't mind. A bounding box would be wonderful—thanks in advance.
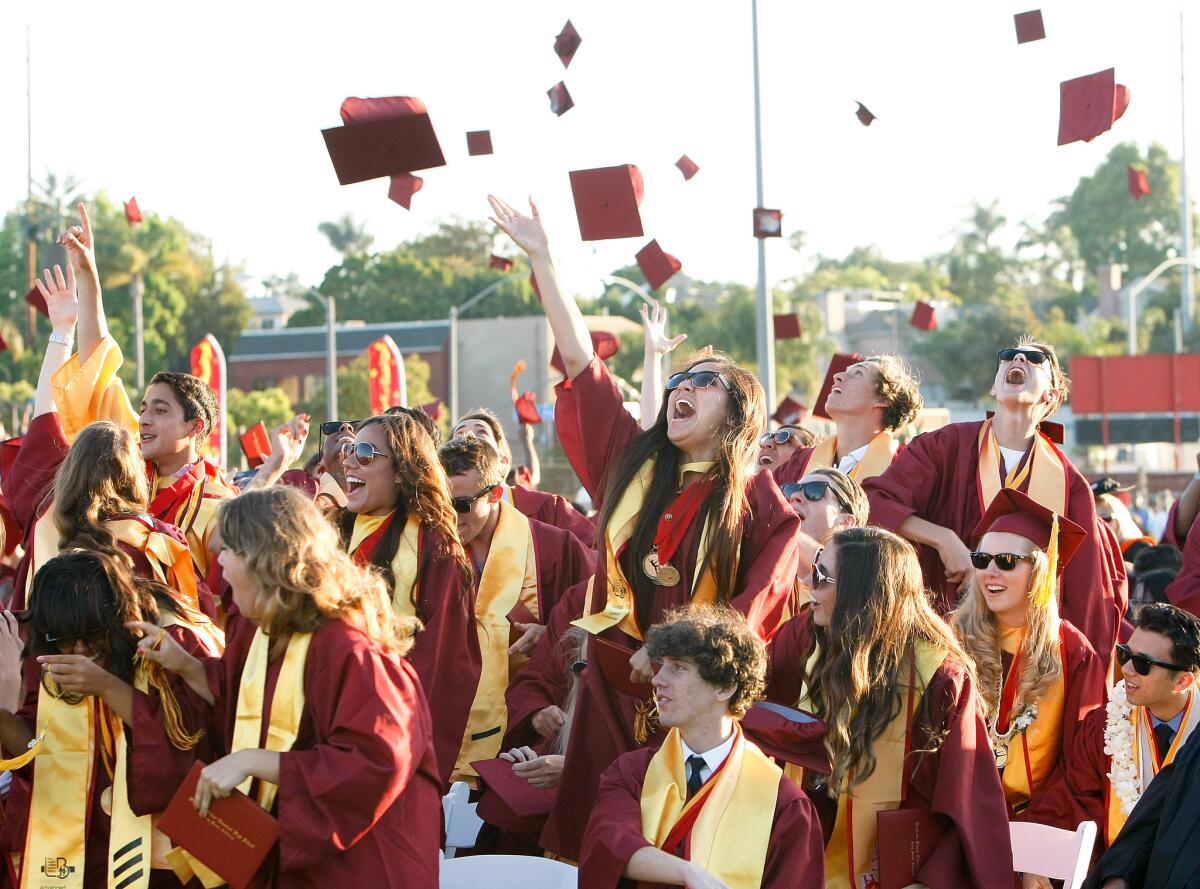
[56,203,97,282]
[269,413,310,470]
[34,265,79,335]
[128,621,193,675]
[488,195,549,258]
[0,611,25,714]
[640,300,687,356]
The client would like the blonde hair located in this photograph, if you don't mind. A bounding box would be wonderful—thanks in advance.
[219,486,417,656]
[953,541,1061,721]
[1097,493,1144,543]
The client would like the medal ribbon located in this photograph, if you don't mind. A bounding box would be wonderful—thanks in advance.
[653,477,715,567]
[995,627,1029,733]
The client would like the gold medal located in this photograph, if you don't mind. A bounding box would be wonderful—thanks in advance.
[100,785,113,816]
[642,549,682,587]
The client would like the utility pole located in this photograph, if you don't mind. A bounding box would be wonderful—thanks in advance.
[751,0,776,410]
[1180,12,1194,333]
[26,26,36,343]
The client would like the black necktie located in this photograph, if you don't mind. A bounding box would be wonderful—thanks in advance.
[685,754,706,800]
[1154,722,1177,764]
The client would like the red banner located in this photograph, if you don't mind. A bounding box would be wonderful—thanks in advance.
[368,335,407,415]
[190,334,227,469]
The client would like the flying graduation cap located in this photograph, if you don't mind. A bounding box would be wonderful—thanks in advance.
[510,360,543,425]
[124,197,143,226]
[548,82,575,116]
[323,96,446,186]
[773,313,802,340]
[1128,164,1151,200]
[387,174,424,209]
[569,165,645,240]
[554,20,582,67]
[854,102,877,126]
[635,240,682,291]
[466,130,494,156]
[490,254,514,272]
[1013,10,1046,44]
[910,301,938,331]
[675,155,700,181]
[1057,69,1130,146]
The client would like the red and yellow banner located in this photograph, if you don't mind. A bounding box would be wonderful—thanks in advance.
[190,334,227,469]
[367,335,407,415]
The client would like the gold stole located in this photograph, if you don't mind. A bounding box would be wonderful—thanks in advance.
[49,335,139,442]
[996,625,1065,810]
[824,640,948,889]
[452,501,539,785]
[640,725,780,889]
[349,512,422,619]
[572,459,718,641]
[807,431,896,481]
[976,420,1067,516]
[1105,687,1200,844]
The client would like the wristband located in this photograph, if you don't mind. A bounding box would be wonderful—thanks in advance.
[48,331,73,348]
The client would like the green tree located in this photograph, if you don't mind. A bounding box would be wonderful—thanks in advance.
[301,352,437,424]
[226,387,294,434]
[318,214,374,257]
[912,303,1035,402]
[942,200,1015,305]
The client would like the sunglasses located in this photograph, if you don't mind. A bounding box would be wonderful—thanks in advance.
[969,551,1037,571]
[760,430,800,446]
[1098,513,1116,523]
[341,441,389,466]
[320,420,360,437]
[810,551,836,588]
[43,627,108,647]
[997,348,1049,366]
[1116,643,1185,676]
[782,480,832,503]
[666,370,730,391]
[452,486,495,514]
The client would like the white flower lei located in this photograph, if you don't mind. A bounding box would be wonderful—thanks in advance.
[1104,680,1140,816]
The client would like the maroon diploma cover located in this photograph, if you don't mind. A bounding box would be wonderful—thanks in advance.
[876,807,943,889]
[587,635,653,699]
[158,762,279,889]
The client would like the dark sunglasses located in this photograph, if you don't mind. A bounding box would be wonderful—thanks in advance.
[782,480,832,503]
[666,370,730,391]
[810,551,836,588]
[44,626,107,646]
[1116,643,1186,676]
[997,348,1049,365]
[969,551,1037,571]
[341,441,389,466]
[760,430,799,446]
[321,420,362,437]
[452,486,495,514]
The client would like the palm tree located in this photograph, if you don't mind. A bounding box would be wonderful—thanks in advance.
[318,214,375,257]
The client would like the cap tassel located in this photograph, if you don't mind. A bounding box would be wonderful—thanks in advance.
[1032,514,1059,608]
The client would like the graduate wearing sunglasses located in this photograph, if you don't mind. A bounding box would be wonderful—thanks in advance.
[756,424,816,472]
[489,194,801,860]
[866,337,1127,660]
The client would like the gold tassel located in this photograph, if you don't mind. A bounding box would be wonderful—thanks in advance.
[1032,514,1059,608]
[138,655,205,751]
[634,699,660,744]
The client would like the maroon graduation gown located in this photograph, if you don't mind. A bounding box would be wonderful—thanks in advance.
[528,516,598,621]
[579,744,825,889]
[512,485,596,546]
[864,420,1127,657]
[1167,515,1200,616]
[542,357,801,859]
[773,445,816,486]
[204,613,441,889]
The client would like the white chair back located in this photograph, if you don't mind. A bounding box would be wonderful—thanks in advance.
[442,781,485,858]
[440,854,578,889]
[1009,820,1098,889]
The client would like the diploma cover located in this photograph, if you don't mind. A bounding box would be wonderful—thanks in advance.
[876,807,942,889]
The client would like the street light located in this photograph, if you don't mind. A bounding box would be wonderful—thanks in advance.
[308,288,337,422]
[448,273,523,422]
[1125,257,1200,355]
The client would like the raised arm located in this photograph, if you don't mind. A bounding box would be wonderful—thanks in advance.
[638,300,686,430]
[518,423,541,488]
[1173,455,1200,541]
[489,195,594,380]
[32,265,80,418]
[58,203,106,362]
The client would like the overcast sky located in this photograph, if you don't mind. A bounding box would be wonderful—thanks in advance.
[0,1,1194,301]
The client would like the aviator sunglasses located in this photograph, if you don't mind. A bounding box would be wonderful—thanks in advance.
[810,552,836,589]
[1116,643,1186,676]
[969,551,1037,571]
[341,441,389,466]
[760,430,800,446]
[996,348,1049,365]
[666,370,731,391]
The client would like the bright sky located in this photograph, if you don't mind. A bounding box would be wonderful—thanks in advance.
[0,1,1194,303]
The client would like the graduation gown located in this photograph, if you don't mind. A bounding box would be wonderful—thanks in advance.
[543,357,801,859]
[509,485,596,546]
[1167,516,1200,617]
[864,420,1127,656]
[579,743,825,889]
[204,613,441,889]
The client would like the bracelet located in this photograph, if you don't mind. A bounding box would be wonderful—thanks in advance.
[48,331,73,348]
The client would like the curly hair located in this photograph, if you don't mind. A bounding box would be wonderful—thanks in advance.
[645,604,766,718]
[1134,602,1200,674]
[221,486,419,657]
[439,435,505,488]
[866,355,923,431]
[148,371,219,440]
[1013,336,1071,421]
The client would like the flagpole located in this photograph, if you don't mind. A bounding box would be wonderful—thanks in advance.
[1181,11,1194,333]
[25,26,36,344]
[751,0,777,410]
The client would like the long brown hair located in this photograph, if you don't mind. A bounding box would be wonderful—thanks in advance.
[595,353,764,631]
[222,486,418,657]
[51,421,150,563]
[805,527,976,792]
[337,414,473,608]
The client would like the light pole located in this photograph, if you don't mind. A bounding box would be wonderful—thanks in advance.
[308,288,337,421]
[1180,11,1195,333]
[448,273,522,422]
[601,275,656,308]
[1125,257,1200,354]
[751,0,777,411]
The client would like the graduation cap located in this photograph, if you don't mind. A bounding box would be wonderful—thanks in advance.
[472,757,556,822]
[323,95,446,185]
[510,360,543,425]
[548,82,575,116]
[124,197,143,226]
[587,635,651,699]
[812,352,862,420]
[854,102,877,126]
[1013,10,1045,44]
[1128,164,1151,200]
[387,174,424,210]
[910,301,938,331]
[422,400,445,421]
[466,130,493,156]
[490,254,514,272]
[741,702,829,772]
[773,313,802,340]
[239,421,272,469]
[1057,69,1130,146]
[569,165,645,241]
[753,208,783,238]
[24,284,48,317]
[676,155,700,181]
[550,329,619,376]
[772,395,808,426]
[554,20,582,68]
[635,239,682,291]
[1091,476,1134,497]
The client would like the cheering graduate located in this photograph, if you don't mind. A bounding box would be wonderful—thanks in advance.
[770,527,1011,889]
[48,205,236,581]
[865,339,1127,655]
[137,487,441,888]
[580,606,824,889]
[7,266,208,615]
[0,550,220,889]
[453,408,596,543]
[774,355,922,484]
[337,412,475,786]
[952,490,1106,830]
[782,468,869,615]
[489,195,801,859]
[437,435,595,785]
[755,423,816,474]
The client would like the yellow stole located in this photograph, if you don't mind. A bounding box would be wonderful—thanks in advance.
[807,431,896,481]
[452,501,539,786]
[349,512,422,619]
[824,640,948,889]
[640,724,780,889]
[572,459,718,641]
[995,625,1065,811]
[1106,687,1200,844]
[49,335,139,442]
[976,419,1067,516]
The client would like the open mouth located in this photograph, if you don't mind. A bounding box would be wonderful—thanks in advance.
[759,454,774,466]
[984,584,1006,595]
[829,386,842,396]
[139,433,156,444]
[1005,367,1027,385]
[672,398,695,420]
[345,475,366,495]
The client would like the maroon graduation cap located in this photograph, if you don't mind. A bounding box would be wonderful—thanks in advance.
[550,330,619,376]
[547,82,575,116]
[753,208,783,238]
[24,284,48,317]
[675,155,700,181]
[635,240,682,291]
[1013,10,1046,44]
[387,174,423,210]
[773,313,802,340]
[855,102,877,126]
[323,95,446,185]
[1128,165,1151,200]
[813,353,862,420]
[490,254,514,272]
[124,197,143,226]
[422,400,445,421]
[772,395,808,426]
[554,20,582,68]
[1057,69,1130,146]
[510,360,543,425]
[910,301,937,331]
[569,165,645,241]
[466,130,493,156]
